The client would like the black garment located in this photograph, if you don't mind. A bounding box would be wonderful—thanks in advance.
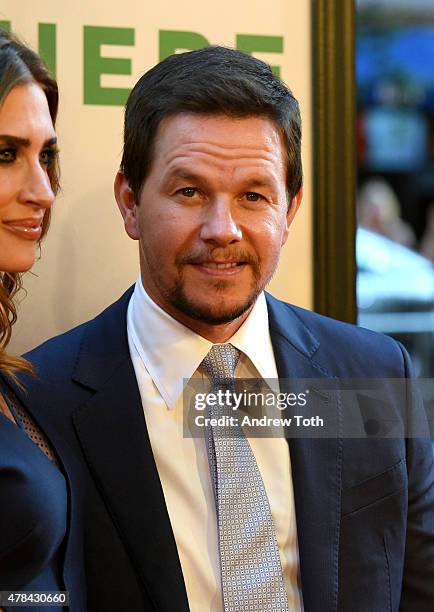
[0,402,67,612]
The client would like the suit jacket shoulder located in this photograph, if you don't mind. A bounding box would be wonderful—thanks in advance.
[24,287,134,389]
[265,291,410,378]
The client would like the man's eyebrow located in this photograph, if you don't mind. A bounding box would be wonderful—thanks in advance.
[166,169,203,182]
[240,177,278,191]
[165,171,277,189]
[0,135,57,147]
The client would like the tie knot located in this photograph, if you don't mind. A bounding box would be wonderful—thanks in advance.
[202,344,240,385]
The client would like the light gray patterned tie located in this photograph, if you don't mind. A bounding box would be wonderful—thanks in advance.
[202,344,289,612]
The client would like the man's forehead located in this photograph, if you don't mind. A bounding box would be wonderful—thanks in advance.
[153,112,286,165]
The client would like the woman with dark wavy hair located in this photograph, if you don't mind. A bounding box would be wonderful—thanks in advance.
[0,29,83,612]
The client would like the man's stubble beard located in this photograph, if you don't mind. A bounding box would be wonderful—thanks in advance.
[161,262,267,325]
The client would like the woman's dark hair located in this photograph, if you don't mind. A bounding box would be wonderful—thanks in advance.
[0,28,59,378]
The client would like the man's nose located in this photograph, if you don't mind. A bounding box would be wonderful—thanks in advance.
[199,197,242,245]
[18,161,55,209]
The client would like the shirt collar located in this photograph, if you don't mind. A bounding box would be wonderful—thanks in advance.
[229,293,278,381]
[127,277,276,409]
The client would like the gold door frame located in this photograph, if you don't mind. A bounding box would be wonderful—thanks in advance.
[312,0,357,323]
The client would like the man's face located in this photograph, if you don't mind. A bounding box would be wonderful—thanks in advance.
[115,113,302,333]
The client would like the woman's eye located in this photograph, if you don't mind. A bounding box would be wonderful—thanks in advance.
[40,148,56,167]
[0,148,16,163]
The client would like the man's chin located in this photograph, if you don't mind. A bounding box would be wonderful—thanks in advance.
[169,291,257,326]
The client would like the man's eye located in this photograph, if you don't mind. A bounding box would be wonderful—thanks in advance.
[0,148,16,163]
[40,148,57,167]
[244,192,263,202]
[178,187,197,197]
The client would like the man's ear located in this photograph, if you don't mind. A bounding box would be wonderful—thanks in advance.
[281,186,303,246]
[114,171,140,240]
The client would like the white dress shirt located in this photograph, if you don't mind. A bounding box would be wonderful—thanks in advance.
[127,277,303,611]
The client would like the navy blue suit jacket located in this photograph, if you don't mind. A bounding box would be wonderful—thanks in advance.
[14,288,434,611]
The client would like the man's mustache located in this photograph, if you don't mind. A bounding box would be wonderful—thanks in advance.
[176,249,259,266]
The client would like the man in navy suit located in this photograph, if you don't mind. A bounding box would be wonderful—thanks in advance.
[17,47,434,611]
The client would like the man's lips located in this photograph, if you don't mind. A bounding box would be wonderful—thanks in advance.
[198,261,242,269]
[2,217,44,240]
[189,260,247,276]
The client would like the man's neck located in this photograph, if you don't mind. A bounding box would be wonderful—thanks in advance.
[153,301,253,343]
[175,309,253,343]
[140,280,255,343]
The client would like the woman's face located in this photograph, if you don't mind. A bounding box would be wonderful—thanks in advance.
[0,82,56,273]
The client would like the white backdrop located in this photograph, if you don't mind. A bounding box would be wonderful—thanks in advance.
[1,0,313,354]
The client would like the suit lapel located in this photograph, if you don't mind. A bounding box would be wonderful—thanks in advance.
[267,294,342,612]
[71,289,189,612]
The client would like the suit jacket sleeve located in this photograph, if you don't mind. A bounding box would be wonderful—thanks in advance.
[399,343,434,611]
